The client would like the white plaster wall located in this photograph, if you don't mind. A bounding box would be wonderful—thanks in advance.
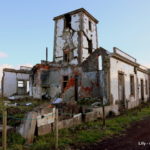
[82,14,98,61]
[3,72,17,97]
[110,57,136,104]
[114,48,136,62]
[56,19,64,36]
[82,48,89,61]
[71,14,80,31]
[54,12,98,64]
[17,73,29,80]
[137,70,149,101]
[54,13,80,64]
[3,72,30,97]
[48,67,75,99]
[32,87,42,99]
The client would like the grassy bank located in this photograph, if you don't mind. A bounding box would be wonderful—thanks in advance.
[2,103,150,150]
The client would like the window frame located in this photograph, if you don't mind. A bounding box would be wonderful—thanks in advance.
[145,80,148,95]
[89,20,92,31]
[62,76,69,91]
[17,80,24,88]
[130,75,135,96]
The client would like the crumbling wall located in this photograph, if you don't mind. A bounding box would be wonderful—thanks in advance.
[31,65,50,99]
[49,70,62,98]
[53,11,98,65]
[82,47,109,72]
[80,72,99,98]
[110,57,136,105]
[110,53,150,109]
[54,13,81,64]
[2,69,30,97]
[137,69,149,102]
[82,13,98,61]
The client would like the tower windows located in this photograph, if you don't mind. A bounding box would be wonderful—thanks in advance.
[64,14,71,29]
[130,75,135,96]
[64,52,70,62]
[63,76,69,91]
[88,39,93,54]
[89,20,92,31]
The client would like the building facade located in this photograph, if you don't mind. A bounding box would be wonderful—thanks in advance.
[2,67,31,97]
[2,8,150,111]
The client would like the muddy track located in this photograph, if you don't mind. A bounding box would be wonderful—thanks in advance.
[78,116,150,150]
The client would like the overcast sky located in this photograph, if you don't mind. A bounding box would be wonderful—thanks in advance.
[0,0,150,68]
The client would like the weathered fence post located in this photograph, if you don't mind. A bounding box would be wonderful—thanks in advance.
[55,108,58,150]
[102,98,106,129]
[2,107,7,150]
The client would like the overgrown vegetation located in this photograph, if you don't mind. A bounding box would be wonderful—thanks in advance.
[29,103,150,150]
[77,97,102,106]
[0,98,49,126]
[1,102,150,150]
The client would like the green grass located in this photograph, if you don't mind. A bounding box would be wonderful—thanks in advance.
[1,103,150,150]
[0,98,48,126]
[29,103,150,150]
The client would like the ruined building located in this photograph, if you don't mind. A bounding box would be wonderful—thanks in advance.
[2,66,31,97]
[2,8,150,110]
[30,8,101,100]
[30,8,150,109]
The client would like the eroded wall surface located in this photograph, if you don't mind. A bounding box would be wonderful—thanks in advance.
[137,70,149,101]
[110,57,136,104]
[110,57,149,108]
[54,12,98,64]
[82,14,98,61]
[2,71,30,97]
[31,63,100,101]
[54,13,81,64]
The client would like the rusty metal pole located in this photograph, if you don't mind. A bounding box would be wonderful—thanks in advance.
[55,108,58,150]
[2,107,7,150]
[46,47,48,64]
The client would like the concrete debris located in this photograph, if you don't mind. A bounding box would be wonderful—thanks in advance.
[8,95,30,100]
[52,98,62,104]
[25,102,32,106]
[18,105,55,143]
[91,102,101,107]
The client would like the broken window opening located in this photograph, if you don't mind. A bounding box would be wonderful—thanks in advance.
[18,81,24,88]
[17,80,27,95]
[88,39,93,54]
[64,51,70,62]
[75,75,79,101]
[130,75,135,96]
[41,70,49,87]
[89,20,92,31]
[98,55,103,70]
[64,14,71,29]
[145,80,148,95]
[63,76,69,91]
[27,81,30,93]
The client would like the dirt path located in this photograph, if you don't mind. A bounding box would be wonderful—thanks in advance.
[79,116,150,150]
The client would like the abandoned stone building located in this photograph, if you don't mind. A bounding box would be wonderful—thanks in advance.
[2,8,150,110]
[2,66,31,97]
[29,8,150,109]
